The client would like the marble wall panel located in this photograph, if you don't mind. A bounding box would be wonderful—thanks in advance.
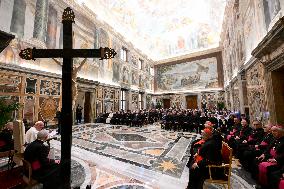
[131,93,138,110]
[246,62,267,122]
[40,80,61,96]
[232,81,240,112]
[23,96,35,124]
[0,75,21,93]
[38,97,59,121]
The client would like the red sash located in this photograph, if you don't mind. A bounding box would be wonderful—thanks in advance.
[279,179,284,189]
[270,148,276,158]
[195,155,203,163]
[0,140,6,147]
[258,162,277,186]
[195,139,205,145]
[248,136,254,142]
[31,160,41,170]
[260,141,268,146]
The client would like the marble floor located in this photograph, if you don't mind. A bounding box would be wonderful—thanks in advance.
[49,123,255,189]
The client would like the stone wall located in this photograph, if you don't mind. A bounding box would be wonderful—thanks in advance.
[221,0,284,124]
[0,68,61,126]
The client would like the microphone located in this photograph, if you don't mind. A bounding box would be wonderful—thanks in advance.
[46,137,57,142]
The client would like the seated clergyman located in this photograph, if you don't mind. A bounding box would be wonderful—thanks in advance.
[24,130,60,189]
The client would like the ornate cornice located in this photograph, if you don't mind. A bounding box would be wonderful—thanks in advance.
[0,62,61,79]
[154,47,222,66]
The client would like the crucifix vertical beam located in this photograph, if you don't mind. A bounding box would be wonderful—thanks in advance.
[61,12,73,188]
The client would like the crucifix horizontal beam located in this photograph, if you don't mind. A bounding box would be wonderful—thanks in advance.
[19,47,116,60]
[18,7,117,189]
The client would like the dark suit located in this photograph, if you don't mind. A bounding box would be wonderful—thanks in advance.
[188,137,222,189]
[24,139,60,189]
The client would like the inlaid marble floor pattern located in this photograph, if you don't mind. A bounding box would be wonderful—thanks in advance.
[50,123,255,189]
[70,123,197,178]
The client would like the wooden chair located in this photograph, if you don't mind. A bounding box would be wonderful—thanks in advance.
[0,150,16,171]
[21,159,39,187]
[204,141,233,189]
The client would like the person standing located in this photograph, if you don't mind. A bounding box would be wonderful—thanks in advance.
[76,105,83,124]
[55,110,62,134]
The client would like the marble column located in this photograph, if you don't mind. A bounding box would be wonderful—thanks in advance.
[10,0,27,38]
[238,73,247,114]
[33,0,49,43]
[90,92,95,123]
[46,4,57,48]
[229,84,234,111]
[84,92,91,123]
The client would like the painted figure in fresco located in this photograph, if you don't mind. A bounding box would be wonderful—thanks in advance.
[112,62,120,82]
[263,0,281,28]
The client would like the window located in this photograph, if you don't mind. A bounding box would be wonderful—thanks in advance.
[150,67,154,76]
[138,93,143,110]
[120,48,127,62]
[138,59,143,70]
[120,90,126,111]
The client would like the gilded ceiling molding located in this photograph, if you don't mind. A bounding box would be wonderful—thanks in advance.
[155,47,222,65]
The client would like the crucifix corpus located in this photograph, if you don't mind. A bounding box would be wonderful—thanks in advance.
[19,7,116,188]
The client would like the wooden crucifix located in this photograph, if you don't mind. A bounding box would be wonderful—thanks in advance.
[19,7,116,188]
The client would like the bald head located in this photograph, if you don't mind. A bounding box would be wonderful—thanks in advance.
[37,129,49,141]
[5,122,13,130]
[34,121,44,131]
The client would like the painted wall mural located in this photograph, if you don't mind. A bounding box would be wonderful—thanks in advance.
[156,57,218,92]
[112,61,120,82]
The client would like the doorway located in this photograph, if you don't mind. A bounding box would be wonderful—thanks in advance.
[271,66,284,124]
[163,99,171,109]
[84,92,91,123]
[186,95,198,109]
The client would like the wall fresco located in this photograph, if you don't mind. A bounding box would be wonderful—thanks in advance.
[156,57,218,92]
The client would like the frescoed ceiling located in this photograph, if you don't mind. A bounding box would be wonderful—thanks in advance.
[77,0,227,61]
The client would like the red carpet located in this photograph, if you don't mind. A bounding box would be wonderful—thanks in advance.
[0,167,23,189]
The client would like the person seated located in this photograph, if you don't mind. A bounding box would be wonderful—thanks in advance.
[187,128,222,189]
[236,120,264,158]
[25,121,44,144]
[267,160,284,189]
[225,117,241,141]
[227,119,252,153]
[217,115,227,133]
[256,125,284,188]
[106,111,113,124]
[240,124,274,172]
[0,122,14,152]
[24,130,60,188]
